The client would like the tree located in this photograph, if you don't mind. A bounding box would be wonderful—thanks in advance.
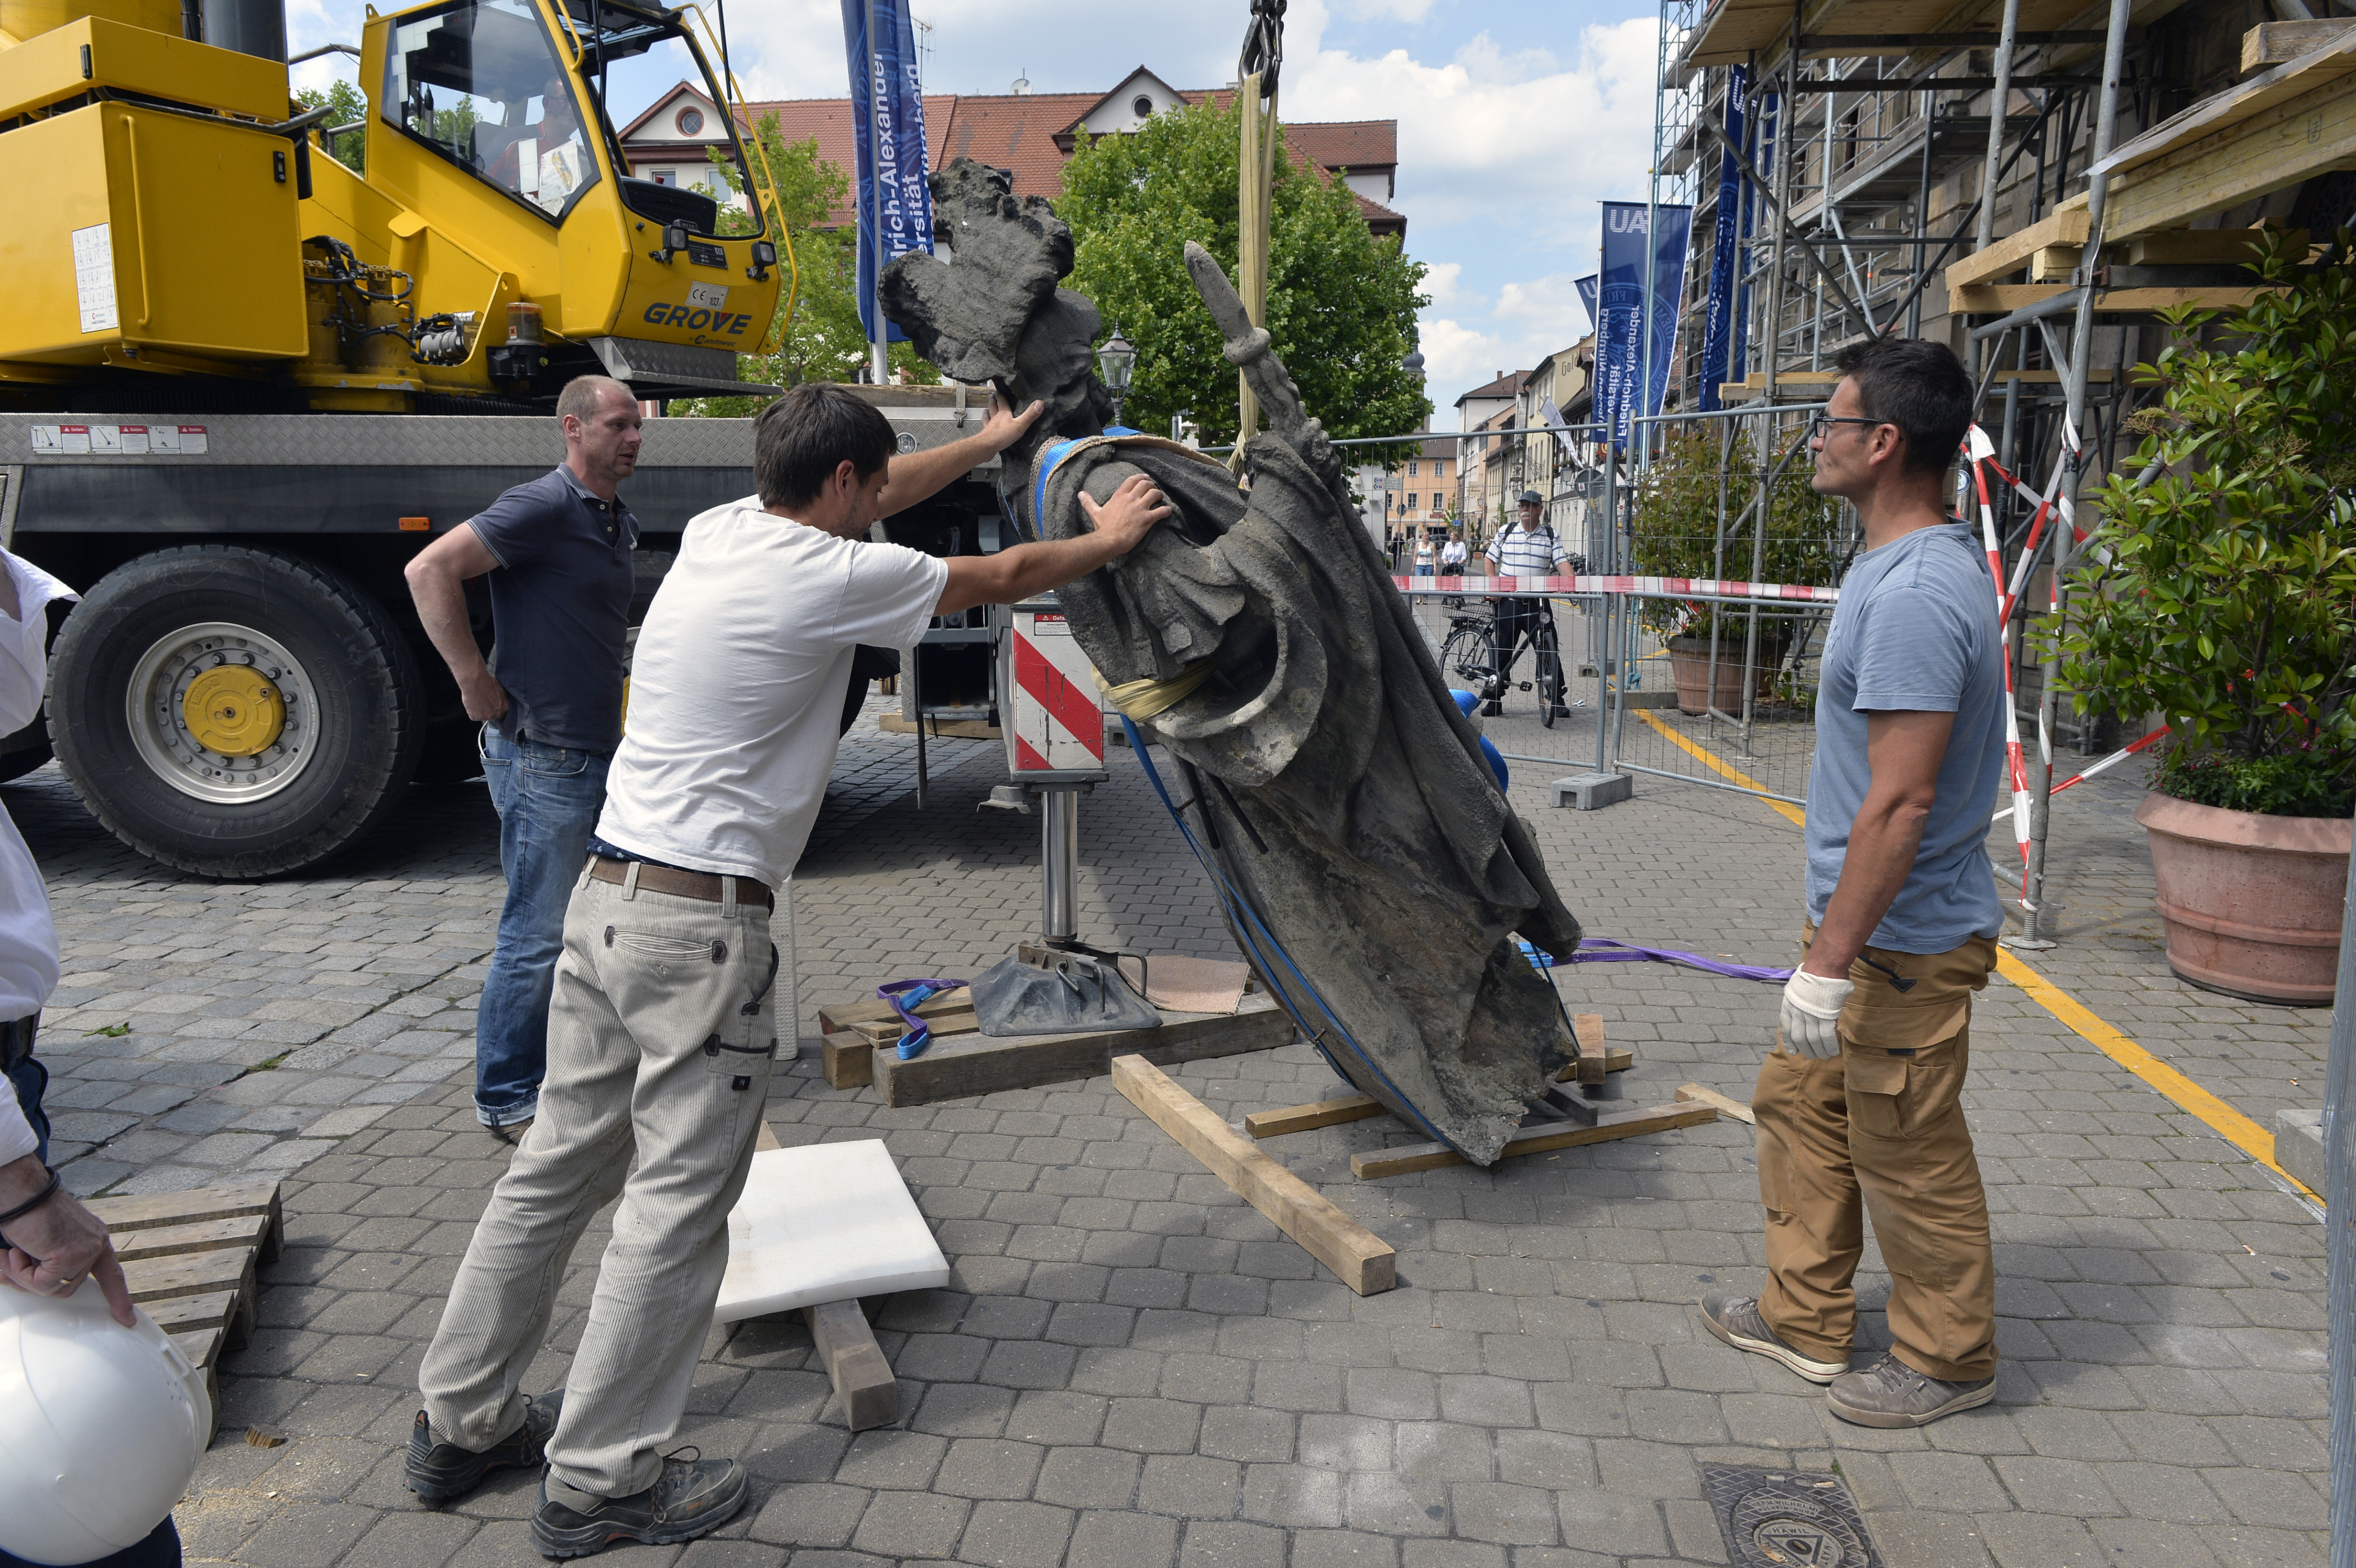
[296,79,369,174]
[674,113,937,414]
[1057,97,1429,457]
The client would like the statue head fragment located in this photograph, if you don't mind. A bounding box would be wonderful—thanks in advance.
[880,159,1113,441]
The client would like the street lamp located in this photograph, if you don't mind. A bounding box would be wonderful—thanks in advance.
[1097,327,1136,429]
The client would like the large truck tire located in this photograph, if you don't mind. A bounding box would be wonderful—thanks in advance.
[49,545,426,878]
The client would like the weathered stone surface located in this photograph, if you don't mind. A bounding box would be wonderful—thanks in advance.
[882,164,1582,1165]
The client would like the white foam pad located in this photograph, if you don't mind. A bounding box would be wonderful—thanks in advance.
[713,1139,951,1324]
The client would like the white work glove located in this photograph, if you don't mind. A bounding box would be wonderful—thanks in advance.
[1778,968,1853,1059]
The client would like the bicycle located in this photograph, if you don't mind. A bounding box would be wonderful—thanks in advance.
[1439,599,1572,727]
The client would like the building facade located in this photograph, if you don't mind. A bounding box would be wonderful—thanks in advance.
[622,66,1408,238]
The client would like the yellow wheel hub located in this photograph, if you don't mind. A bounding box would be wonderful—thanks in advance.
[181,664,285,757]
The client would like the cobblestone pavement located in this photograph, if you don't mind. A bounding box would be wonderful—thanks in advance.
[13,686,2330,1568]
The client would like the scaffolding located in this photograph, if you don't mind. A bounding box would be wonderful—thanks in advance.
[1649,0,2356,940]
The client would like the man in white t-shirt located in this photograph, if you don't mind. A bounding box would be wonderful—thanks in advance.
[413,383,1170,1557]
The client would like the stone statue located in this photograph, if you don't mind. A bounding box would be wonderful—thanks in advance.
[883,159,1583,1163]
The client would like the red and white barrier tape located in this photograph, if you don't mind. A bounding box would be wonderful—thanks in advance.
[1393,574,1840,603]
[1966,426,2038,905]
[1988,725,2171,826]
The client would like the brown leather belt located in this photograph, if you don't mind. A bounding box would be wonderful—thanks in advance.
[587,855,774,910]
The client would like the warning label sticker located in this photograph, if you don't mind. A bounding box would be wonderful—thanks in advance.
[27,422,203,455]
[72,224,118,335]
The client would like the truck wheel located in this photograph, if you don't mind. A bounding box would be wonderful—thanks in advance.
[49,546,425,878]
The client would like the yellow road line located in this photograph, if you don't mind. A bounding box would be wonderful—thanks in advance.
[1993,950,2317,1200]
[1641,708,2313,1200]
[1635,708,1805,825]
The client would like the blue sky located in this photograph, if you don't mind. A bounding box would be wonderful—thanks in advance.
[287,0,1664,426]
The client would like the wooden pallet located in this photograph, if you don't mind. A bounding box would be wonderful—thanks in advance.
[1239,1018,1721,1180]
[84,1176,284,1434]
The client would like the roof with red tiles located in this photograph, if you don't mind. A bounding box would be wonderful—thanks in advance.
[726,87,1400,234]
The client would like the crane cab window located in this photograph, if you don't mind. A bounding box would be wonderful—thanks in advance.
[383,0,600,220]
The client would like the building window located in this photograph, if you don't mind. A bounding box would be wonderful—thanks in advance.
[1406,493,1418,512]
[1133,95,1155,118]
[677,106,704,136]
[652,170,672,185]
[1408,460,1419,477]
[1435,459,1447,478]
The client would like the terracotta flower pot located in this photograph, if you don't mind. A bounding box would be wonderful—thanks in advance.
[1667,635,1785,717]
[2134,791,2351,1006]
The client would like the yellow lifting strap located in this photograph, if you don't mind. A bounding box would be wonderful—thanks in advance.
[1233,73,1276,473]
[1097,662,1215,723]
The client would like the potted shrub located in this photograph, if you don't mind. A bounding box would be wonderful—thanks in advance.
[1629,426,1844,714]
[2049,232,2356,1005]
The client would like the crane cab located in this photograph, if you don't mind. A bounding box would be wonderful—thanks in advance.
[0,0,787,409]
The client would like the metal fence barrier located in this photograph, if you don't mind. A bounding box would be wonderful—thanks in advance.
[1394,403,1849,815]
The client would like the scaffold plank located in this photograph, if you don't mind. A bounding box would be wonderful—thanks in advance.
[1942,210,2093,291]
[2098,72,2356,238]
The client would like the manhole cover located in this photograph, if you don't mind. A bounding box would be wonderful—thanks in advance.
[1700,1464,1883,1568]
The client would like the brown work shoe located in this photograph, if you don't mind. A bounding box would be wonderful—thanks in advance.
[1826,1351,1995,1427]
[1698,1291,1848,1384]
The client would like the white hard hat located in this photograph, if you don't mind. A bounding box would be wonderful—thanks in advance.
[0,1281,210,1565]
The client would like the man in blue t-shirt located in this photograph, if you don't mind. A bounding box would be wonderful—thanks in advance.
[404,376,645,1132]
[1699,338,2008,1429]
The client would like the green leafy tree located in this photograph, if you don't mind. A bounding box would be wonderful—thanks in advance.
[1057,97,1429,457]
[1626,425,1844,641]
[2047,232,2356,817]
[297,79,370,174]
[676,113,937,414]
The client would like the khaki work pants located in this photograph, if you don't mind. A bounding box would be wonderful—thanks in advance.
[1753,922,2000,1383]
[419,865,785,1498]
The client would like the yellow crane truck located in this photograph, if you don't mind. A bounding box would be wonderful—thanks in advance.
[0,0,997,877]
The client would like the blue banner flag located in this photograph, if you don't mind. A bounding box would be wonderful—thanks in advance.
[1696,64,1748,414]
[841,0,934,344]
[1574,275,1599,333]
[1595,202,1693,451]
[1732,88,1776,392]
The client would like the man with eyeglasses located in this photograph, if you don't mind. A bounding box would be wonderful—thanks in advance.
[1699,338,2009,1430]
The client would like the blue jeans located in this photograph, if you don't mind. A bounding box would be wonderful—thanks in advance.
[475,727,611,1127]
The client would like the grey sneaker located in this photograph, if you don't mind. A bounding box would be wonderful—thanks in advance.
[406,1390,564,1503]
[532,1448,748,1559]
[1698,1291,1848,1384]
[1827,1351,1996,1427]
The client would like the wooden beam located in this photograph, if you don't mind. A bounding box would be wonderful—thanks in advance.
[2127,227,2304,265]
[2095,57,2356,238]
[1676,1083,1758,1126]
[1942,210,2092,293]
[802,1300,899,1431]
[1573,1014,1608,1086]
[1250,1048,1640,1140]
[111,1213,273,1265]
[1244,1093,1386,1138]
[1349,1101,1720,1180]
[1113,1055,1396,1295]
[878,713,999,739]
[87,1176,281,1260]
[1949,283,2279,314]
[873,995,1295,1108]
[2243,18,2356,71]
[123,1245,260,1342]
[822,1033,874,1089]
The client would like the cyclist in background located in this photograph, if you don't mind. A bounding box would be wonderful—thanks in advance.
[1483,489,1576,713]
